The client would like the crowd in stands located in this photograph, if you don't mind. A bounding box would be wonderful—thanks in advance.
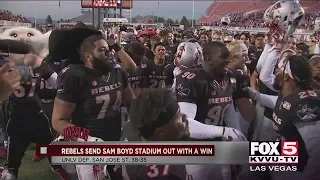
[0,10,31,23]
[200,12,320,30]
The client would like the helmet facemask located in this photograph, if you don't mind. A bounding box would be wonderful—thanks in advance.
[264,1,305,39]
[285,10,304,38]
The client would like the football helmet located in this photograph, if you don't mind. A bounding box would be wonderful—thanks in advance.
[315,17,320,32]
[221,16,231,30]
[264,0,305,37]
[174,42,204,69]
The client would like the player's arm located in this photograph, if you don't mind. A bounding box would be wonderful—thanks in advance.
[175,72,198,120]
[233,71,255,122]
[256,43,272,73]
[116,48,137,71]
[250,70,259,90]
[138,59,150,89]
[259,49,280,92]
[245,87,278,109]
[38,61,57,89]
[188,117,246,140]
[52,68,80,137]
[164,64,175,88]
[121,68,135,108]
[314,43,320,54]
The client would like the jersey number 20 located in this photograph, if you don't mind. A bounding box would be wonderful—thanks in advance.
[150,79,165,88]
[95,91,122,119]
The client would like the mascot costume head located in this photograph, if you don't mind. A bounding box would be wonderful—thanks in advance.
[0,23,102,68]
[0,26,49,67]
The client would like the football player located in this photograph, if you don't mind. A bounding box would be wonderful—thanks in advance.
[176,41,254,124]
[52,35,135,180]
[5,60,57,178]
[175,41,253,180]
[126,42,148,96]
[123,88,191,180]
[31,77,57,162]
[142,42,174,89]
[121,42,147,125]
[242,55,320,179]
[172,41,203,93]
[123,88,246,180]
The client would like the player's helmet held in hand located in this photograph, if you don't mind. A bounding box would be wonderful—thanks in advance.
[314,17,320,32]
[221,16,231,30]
[174,42,204,69]
[264,0,305,37]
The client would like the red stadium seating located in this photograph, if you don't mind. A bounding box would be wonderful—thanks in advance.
[197,0,320,28]
[0,10,31,23]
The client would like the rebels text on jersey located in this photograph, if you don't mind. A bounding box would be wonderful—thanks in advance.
[9,62,54,114]
[127,65,146,90]
[272,89,320,172]
[56,64,128,141]
[141,59,174,88]
[175,69,249,126]
[123,165,191,180]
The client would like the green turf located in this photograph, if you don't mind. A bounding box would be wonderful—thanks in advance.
[0,144,59,180]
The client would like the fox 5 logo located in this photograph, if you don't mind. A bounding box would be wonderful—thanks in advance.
[250,141,298,156]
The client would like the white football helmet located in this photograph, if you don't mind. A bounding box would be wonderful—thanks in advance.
[221,16,231,30]
[174,42,204,69]
[221,16,231,25]
[264,0,305,36]
[315,17,320,32]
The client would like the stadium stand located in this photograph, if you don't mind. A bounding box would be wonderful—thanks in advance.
[0,10,31,23]
[197,0,320,29]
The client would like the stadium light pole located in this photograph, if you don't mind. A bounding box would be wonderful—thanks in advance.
[192,0,194,27]
[34,8,37,28]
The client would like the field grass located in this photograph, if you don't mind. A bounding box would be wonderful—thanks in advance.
[0,144,59,180]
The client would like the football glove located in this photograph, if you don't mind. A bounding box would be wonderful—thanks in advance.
[53,135,65,142]
[222,127,247,141]
[242,86,258,100]
[77,136,104,142]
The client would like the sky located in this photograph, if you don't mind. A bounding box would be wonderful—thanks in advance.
[1,1,212,20]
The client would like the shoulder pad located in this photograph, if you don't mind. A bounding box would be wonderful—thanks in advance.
[59,65,85,77]
[281,90,320,113]
[178,70,199,80]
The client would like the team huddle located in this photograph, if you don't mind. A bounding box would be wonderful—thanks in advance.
[0,0,320,180]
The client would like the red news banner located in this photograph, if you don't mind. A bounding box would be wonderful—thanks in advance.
[36,144,216,165]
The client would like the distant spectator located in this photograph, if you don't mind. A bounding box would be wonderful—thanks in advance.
[0,10,31,23]
[197,11,320,29]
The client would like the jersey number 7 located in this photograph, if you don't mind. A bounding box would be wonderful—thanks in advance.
[13,78,37,97]
[95,91,122,119]
[147,165,170,178]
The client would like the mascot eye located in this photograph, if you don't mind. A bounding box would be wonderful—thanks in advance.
[27,33,34,37]
[10,33,18,38]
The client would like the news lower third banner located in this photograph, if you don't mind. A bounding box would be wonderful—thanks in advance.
[36,142,249,165]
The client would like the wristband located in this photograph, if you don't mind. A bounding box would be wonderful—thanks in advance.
[110,43,121,52]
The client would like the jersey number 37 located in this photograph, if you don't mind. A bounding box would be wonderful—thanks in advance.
[13,78,37,97]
